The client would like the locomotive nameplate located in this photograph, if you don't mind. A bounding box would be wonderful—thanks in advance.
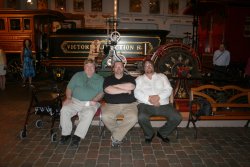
[60,40,153,56]
[49,34,161,59]
[43,29,169,72]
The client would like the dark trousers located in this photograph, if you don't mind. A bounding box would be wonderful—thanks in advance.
[213,65,227,82]
[137,103,182,139]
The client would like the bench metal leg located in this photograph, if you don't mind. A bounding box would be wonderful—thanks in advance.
[175,127,179,139]
[244,120,249,128]
[98,114,106,137]
[192,120,198,139]
[186,113,198,139]
[186,114,191,128]
[99,124,106,138]
[190,116,198,139]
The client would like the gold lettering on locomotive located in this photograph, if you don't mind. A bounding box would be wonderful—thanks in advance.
[137,45,142,50]
[67,44,89,50]
[115,45,135,51]
[61,40,154,55]
[62,41,91,53]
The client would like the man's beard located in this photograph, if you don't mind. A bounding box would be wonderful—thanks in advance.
[145,69,154,74]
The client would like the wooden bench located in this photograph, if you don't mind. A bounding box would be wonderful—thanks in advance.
[186,85,250,138]
[99,93,179,138]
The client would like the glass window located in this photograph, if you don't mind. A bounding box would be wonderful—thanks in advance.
[74,0,84,12]
[10,19,21,30]
[0,19,5,30]
[150,0,160,14]
[23,19,31,30]
[130,0,141,13]
[7,0,19,9]
[91,0,102,12]
[168,0,179,14]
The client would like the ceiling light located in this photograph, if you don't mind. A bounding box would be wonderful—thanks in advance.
[27,0,33,4]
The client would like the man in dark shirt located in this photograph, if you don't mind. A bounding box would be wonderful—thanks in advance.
[102,61,138,147]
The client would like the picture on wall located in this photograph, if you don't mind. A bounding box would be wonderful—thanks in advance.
[130,0,142,13]
[7,0,19,9]
[55,0,66,12]
[168,0,179,14]
[149,0,160,14]
[38,0,48,10]
[91,0,102,12]
[74,0,84,12]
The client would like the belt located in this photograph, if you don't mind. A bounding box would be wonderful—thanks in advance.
[214,65,227,67]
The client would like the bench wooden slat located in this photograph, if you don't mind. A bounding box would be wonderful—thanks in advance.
[116,115,167,121]
[198,115,250,120]
[213,111,250,116]
[116,115,124,120]
[212,103,250,108]
[187,85,250,138]
[150,116,167,121]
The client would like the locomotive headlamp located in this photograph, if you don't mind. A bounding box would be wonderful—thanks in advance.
[53,68,65,81]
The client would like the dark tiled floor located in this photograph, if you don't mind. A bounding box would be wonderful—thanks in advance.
[0,82,250,167]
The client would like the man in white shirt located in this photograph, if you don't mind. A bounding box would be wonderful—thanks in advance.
[134,60,182,143]
[213,43,230,83]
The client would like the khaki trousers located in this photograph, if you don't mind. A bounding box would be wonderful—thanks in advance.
[60,98,100,139]
[102,102,138,141]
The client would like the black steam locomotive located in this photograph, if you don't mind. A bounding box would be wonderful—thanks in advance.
[40,28,201,82]
[40,28,171,79]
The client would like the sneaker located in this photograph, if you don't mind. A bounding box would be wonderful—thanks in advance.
[70,135,81,148]
[111,136,122,147]
[59,135,71,145]
[29,84,34,88]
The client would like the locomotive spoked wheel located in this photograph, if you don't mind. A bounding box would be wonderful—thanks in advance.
[35,120,44,128]
[151,43,200,78]
[158,54,194,77]
[51,132,57,142]
[19,129,27,139]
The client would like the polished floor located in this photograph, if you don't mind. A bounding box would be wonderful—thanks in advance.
[0,81,250,167]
